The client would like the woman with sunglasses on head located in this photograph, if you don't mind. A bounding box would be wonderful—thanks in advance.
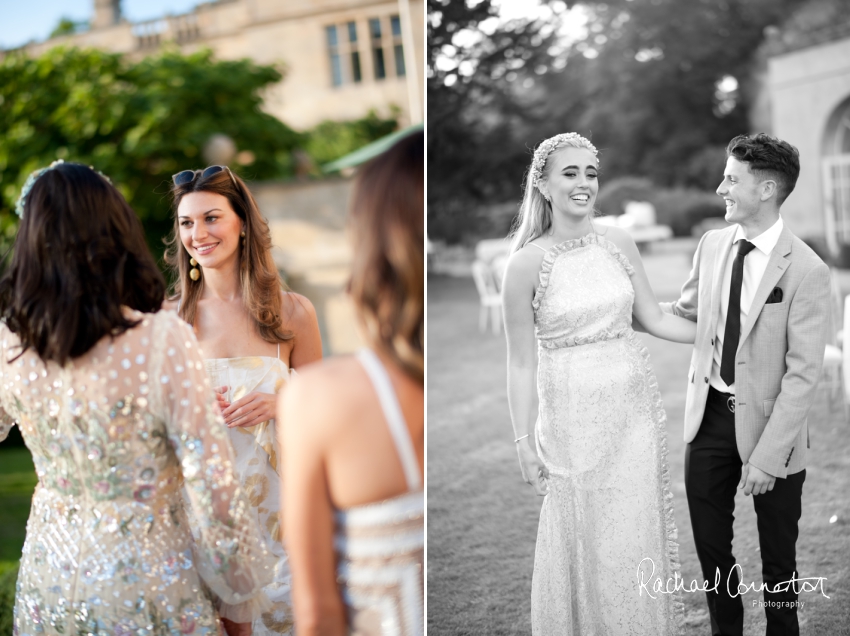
[278,131,424,636]
[164,165,323,636]
[0,162,274,633]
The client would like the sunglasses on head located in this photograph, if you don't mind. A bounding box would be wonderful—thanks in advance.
[172,165,236,186]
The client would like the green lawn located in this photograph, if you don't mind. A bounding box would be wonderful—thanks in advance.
[427,247,850,635]
[0,443,35,628]
[0,445,35,567]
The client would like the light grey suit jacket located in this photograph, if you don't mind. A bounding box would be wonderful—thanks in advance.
[662,223,830,479]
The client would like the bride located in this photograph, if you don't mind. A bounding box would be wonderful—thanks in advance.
[502,133,691,634]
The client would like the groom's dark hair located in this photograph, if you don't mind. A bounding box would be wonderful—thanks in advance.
[726,133,800,205]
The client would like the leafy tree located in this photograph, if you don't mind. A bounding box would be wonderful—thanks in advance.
[49,18,87,39]
[427,0,582,240]
[0,46,301,259]
[304,108,400,168]
[427,0,810,242]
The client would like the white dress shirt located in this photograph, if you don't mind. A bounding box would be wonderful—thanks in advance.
[710,217,784,394]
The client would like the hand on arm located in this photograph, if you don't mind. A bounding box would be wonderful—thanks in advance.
[503,248,549,497]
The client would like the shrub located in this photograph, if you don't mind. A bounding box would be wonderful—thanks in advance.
[653,188,726,236]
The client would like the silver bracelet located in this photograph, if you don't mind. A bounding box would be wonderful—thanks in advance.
[514,433,530,443]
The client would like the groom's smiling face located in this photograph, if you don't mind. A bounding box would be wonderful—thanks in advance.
[717,156,763,225]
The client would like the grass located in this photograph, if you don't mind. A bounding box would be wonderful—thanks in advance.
[426,246,850,635]
[0,446,35,565]
[0,444,35,628]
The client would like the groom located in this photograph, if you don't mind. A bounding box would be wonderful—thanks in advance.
[662,133,830,635]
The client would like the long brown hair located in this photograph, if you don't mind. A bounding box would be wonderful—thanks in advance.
[349,131,424,382]
[164,168,292,343]
[0,163,165,365]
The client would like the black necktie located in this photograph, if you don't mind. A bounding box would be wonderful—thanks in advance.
[720,239,756,387]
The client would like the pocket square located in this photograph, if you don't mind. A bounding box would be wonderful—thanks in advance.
[766,287,783,304]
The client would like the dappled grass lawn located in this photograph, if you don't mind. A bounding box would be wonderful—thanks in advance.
[0,445,36,572]
[427,264,850,635]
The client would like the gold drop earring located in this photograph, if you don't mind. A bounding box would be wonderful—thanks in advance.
[189,257,201,281]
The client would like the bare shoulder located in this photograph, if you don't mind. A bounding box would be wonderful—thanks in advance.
[281,291,318,330]
[505,244,546,285]
[282,356,369,435]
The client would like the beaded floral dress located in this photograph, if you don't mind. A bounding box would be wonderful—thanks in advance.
[0,310,274,634]
[203,354,294,636]
[531,233,684,635]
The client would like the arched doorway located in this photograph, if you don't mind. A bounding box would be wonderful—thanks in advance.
[823,96,850,254]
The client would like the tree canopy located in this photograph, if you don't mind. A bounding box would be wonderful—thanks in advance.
[0,46,398,258]
[428,0,809,241]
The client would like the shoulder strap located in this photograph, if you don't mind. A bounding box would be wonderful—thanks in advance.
[356,349,421,491]
[176,298,181,314]
[529,242,547,253]
[277,342,280,360]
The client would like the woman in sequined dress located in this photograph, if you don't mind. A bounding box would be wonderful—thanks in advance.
[0,162,274,634]
[163,166,323,636]
[502,133,695,634]
[279,131,424,636]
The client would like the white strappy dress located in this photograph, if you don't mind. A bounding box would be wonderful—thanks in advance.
[203,341,296,635]
[334,349,424,636]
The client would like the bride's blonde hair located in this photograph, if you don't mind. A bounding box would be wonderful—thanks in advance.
[508,133,598,254]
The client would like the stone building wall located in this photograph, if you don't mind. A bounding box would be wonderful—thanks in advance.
[251,177,361,354]
[8,0,424,130]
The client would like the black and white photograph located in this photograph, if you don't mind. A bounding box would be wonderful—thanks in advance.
[427,0,850,634]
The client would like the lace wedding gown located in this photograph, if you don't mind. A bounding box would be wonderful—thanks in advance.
[203,354,294,635]
[531,233,684,635]
[0,310,273,634]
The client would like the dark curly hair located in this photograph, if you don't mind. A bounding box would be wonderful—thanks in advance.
[726,133,800,205]
[0,162,166,365]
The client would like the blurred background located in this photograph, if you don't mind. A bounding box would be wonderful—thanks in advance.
[426,1,850,633]
[427,0,850,255]
[0,0,423,624]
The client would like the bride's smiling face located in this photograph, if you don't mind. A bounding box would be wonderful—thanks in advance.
[177,191,244,271]
[542,147,599,219]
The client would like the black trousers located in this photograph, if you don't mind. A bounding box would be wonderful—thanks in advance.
[685,386,805,636]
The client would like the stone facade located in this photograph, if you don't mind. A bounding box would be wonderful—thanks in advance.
[251,177,362,353]
[761,0,850,252]
[9,0,424,130]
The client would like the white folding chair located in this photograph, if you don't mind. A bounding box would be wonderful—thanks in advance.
[471,260,502,334]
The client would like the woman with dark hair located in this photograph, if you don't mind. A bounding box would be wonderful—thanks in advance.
[164,165,322,636]
[279,130,424,636]
[0,161,273,633]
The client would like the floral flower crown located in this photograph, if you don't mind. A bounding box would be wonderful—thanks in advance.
[530,133,598,193]
[14,160,112,219]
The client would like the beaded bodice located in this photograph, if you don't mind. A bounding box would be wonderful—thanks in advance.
[532,233,635,349]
